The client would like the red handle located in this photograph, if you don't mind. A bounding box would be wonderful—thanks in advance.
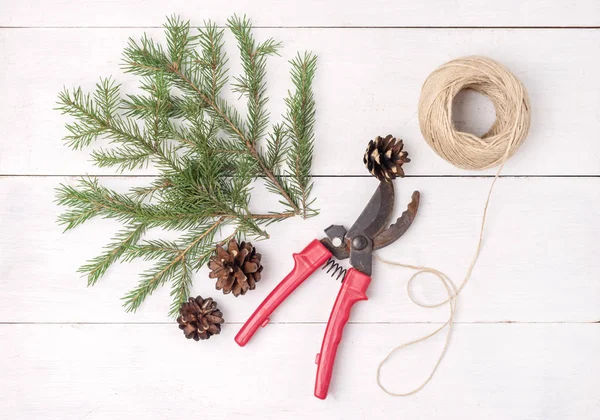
[235,239,332,347]
[314,268,371,399]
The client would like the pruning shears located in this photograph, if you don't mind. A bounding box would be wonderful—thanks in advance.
[235,179,420,399]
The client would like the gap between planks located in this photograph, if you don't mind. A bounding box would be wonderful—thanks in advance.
[1,321,598,325]
[1,174,598,178]
[1,26,600,29]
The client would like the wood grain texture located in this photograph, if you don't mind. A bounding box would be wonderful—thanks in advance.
[1,0,599,27]
[1,176,598,323]
[1,1,599,418]
[1,28,600,176]
[1,323,598,419]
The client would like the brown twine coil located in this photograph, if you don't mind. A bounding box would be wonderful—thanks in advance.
[419,56,531,170]
[375,56,531,396]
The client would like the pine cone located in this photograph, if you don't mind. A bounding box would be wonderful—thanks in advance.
[177,296,224,341]
[208,238,263,297]
[363,135,411,181]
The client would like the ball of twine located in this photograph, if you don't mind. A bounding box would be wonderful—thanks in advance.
[418,56,530,170]
[376,56,531,397]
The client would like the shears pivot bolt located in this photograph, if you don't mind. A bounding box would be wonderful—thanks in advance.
[352,235,368,250]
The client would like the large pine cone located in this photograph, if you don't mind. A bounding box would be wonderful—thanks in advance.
[177,296,224,341]
[208,238,263,297]
[363,135,410,181]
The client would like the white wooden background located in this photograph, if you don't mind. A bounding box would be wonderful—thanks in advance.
[1,1,599,419]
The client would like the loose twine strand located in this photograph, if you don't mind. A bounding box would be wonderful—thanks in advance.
[375,56,531,396]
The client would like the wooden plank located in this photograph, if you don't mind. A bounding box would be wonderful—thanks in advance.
[1,323,598,419]
[1,28,599,176]
[1,0,599,27]
[1,176,597,323]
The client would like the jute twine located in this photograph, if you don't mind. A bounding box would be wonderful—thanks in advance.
[375,56,531,396]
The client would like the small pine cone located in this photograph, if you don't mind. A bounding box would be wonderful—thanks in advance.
[177,296,224,341]
[208,238,263,297]
[363,135,411,181]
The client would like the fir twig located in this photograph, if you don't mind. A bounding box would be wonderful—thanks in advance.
[122,217,225,314]
[166,65,302,214]
[284,52,319,218]
[56,15,318,317]
[79,223,147,286]
[228,14,280,145]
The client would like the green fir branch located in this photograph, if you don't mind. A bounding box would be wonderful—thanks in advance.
[123,239,180,262]
[169,259,194,317]
[79,223,147,286]
[228,14,280,145]
[90,147,152,172]
[194,20,229,100]
[122,217,225,313]
[284,52,319,218]
[56,177,211,231]
[57,83,181,172]
[264,123,287,168]
[56,15,318,317]
[129,179,173,201]
[124,19,301,212]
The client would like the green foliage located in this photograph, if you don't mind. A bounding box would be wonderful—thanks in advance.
[55,15,318,317]
[284,53,318,218]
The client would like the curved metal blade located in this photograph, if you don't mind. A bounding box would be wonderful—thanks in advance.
[346,180,395,240]
[373,190,420,250]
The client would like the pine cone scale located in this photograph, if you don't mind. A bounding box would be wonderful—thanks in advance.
[183,323,196,337]
[235,248,249,265]
[216,246,232,263]
[207,324,221,335]
[243,261,258,273]
[234,269,247,283]
[247,275,256,290]
[205,314,223,324]
[216,274,235,293]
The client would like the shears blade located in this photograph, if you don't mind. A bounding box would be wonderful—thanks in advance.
[346,180,395,240]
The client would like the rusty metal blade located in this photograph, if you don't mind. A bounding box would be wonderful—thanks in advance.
[346,180,395,240]
[373,190,420,250]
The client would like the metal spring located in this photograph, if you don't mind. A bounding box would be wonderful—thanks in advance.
[322,258,347,281]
